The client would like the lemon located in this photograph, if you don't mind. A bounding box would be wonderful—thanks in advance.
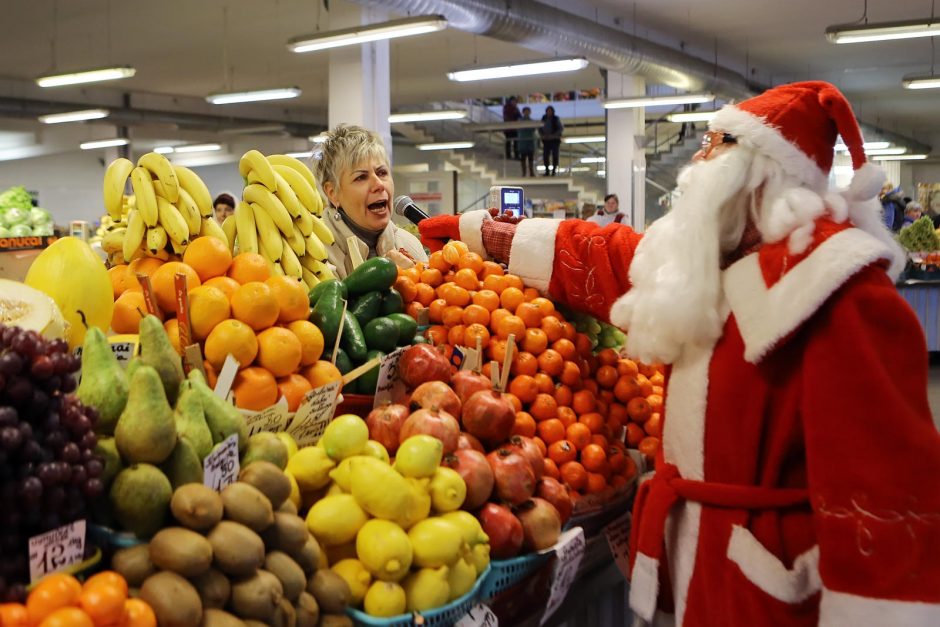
[470,542,490,575]
[364,581,407,617]
[403,566,450,612]
[284,469,302,509]
[329,455,368,492]
[306,493,369,546]
[356,519,413,582]
[393,435,443,478]
[331,558,373,605]
[407,517,465,568]
[428,467,467,513]
[275,431,299,458]
[321,414,369,461]
[394,478,431,529]
[287,446,336,492]
[349,457,412,520]
[447,556,477,601]
[326,482,347,496]
[441,511,490,548]
[361,439,390,463]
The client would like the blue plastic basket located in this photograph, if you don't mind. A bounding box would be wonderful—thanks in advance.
[478,552,550,600]
[88,523,144,551]
[346,565,490,627]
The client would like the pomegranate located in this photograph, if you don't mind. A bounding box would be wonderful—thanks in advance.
[364,403,409,455]
[410,380,461,417]
[443,449,494,510]
[478,503,524,559]
[451,370,492,404]
[461,390,515,444]
[509,436,545,481]
[399,344,451,388]
[536,477,573,524]
[399,406,460,454]
[456,432,485,453]
[486,448,535,505]
[516,498,562,551]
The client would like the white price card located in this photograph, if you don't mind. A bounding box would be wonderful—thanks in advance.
[456,603,498,627]
[604,511,632,580]
[203,434,240,492]
[213,354,240,400]
[244,397,290,437]
[373,347,407,408]
[28,520,86,583]
[540,526,586,624]
[288,381,342,447]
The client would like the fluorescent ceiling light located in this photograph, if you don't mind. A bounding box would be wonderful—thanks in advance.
[580,156,606,163]
[79,138,128,150]
[448,57,588,82]
[603,93,714,109]
[288,15,447,53]
[835,141,891,151]
[285,151,314,159]
[416,141,474,151]
[597,170,607,177]
[826,19,940,44]
[864,147,907,156]
[667,111,718,123]
[38,108,109,124]
[389,110,467,123]
[309,134,329,143]
[173,143,222,154]
[568,166,591,172]
[563,135,606,144]
[36,66,135,88]
[153,146,175,154]
[872,154,929,161]
[903,74,940,89]
[206,87,301,105]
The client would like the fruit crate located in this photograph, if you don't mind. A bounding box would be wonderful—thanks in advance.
[478,552,551,600]
[346,565,490,627]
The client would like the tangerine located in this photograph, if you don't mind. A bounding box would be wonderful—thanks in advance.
[530,297,555,317]
[502,392,523,412]
[595,365,619,389]
[111,291,152,334]
[127,256,164,279]
[557,406,578,428]
[543,457,560,480]
[503,274,524,290]
[204,319,258,369]
[644,412,663,438]
[499,287,525,312]
[183,236,233,281]
[448,325,467,346]
[36,608,94,627]
[257,327,303,377]
[277,373,313,411]
[394,276,418,302]
[511,351,539,377]
[646,393,664,413]
[78,580,126,626]
[414,283,436,307]
[638,436,660,462]
[508,374,539,403]
[420,267,444,287]
[302,360,344,390]
[625,423,645,447]
[511,412,537,438]
[203,275,241,299]
[482,274,507,293]
[559,461,588,491]
[566,422,592,450]
[580,443,609,473]
[522,328,549,355]
[560,321,577,340]
[560,361,582,387]
[575,333,593,357]
[428,298,448,323]
[617,359,640,377]
[151,261,201,314]
[578,412,605,434]
[533,372,554,394]
[438,283,470,307]
[537,349,564,376]
[454,268,480,291]
[108,264,139,298]
[627,397,653,423]
[428,251,450,273]
[426,325,448,346]
[614,376,643,403]
[496,315,526,341]
[552,338,576,361]
[585,472,608,494]
[227,252,271,284]
[462,304,491,326]
[540,316,564,342]
[232,366,278,410]
[230,281,280,330]
[463,323,491,350]
[537,418,566,444]
[471,289,500,312]
[188,285,231,341]
[572,389,597,415]
[457,252,484,274]
[442,305,465,327]
[554,384,573,407]
[121,599,157,627]
[480,261,504,277]
[596,348,619,367]
[530,393,559,421]
[548,440,577,465]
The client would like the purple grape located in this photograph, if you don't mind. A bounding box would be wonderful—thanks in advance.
[11,333,37,358]
[5,583,26,603]
[79,431,97,450]
[19,476,42,502]
[4,376,31,405]
[60,375,76,393]
[84,406,99,425]
[30,389,49,414]
[43,485,65,509]
[30,355,54,379]
[69,464,87,486]
[1,427,22,450]
[49,352,69,374]
[20,440,41,463]
[17,422,32,441]
[61,442,80,464]
[69,414,91,435]
[40,411,60,432]
[37,463,57,486]
[82,478,103,499]
[44,429,66,451]
[0,406,17,427]
[84,458,103,478]
[48,339,68,354]
[0,351,23,376]
[0,372,5,391]
[56,461,72,483]
[38,447,53,464]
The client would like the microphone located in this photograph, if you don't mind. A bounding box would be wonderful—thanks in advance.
[394,195,430,225]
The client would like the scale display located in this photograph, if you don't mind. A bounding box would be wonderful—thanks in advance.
[488,186,524,217]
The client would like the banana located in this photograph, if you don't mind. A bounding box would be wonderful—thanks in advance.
[243,184,293,235]
[306,257,335,281]
[168,237,186,256]
[129,167,158,227]
[299,253,319,272]
[273,164,323,215]
[156,196,190,245]
[101,227,126,254]
[284,227,306,257]
[250,202,283,262]
[238,150,277,190]
[234,201,259,254]
[122,209,146,262]
[173,165,213,218]
[146,225,168,255]
[221,215,237,252]
[304,232,328,261]
[293,209,313,236]
[279,237,303,278]
[309,213,335,245]
[272,172,305,218]
[138,152,180,203]
[268,154,317,189]
[301,267,321,290]
[151,247,171,261]
[103,158,134,221]
[176,188,202,236]
[272,262,286,277]
[199,217,229,247]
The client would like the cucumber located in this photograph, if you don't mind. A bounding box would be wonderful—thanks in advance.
[309,281,345,348]
[309,278,346,308]
[349,290,383,327]
[381,288,404,315]
[340,310,368,363]
[356,349,385,394]
[344,257,398,296]
[386,313,418,346]
[363,317,400,352]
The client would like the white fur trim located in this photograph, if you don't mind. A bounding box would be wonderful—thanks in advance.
[629,553,660,622]
[723,228,893,363]
[726,525,821,603]
[846,162,886,201]
[665,501,702,625]
[819,587,940,627]
[609,292,631,330]
[711,106,829,191]
[457,209,491,259]
[507,218,561,292]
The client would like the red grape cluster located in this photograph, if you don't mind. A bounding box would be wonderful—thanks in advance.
[488,207,525,224]
[0,324,103,601]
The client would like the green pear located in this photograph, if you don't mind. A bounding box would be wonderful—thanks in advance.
[94,436,123,487]
[138,314,184,403]
[161,439,204,489]
[110,463,172,539]
[77,327,128,435]
[174,381,213,460]
[188,370,248,452]
[241,432,289,469]
[115,365,178,464]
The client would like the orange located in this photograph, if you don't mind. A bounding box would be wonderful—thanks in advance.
[572,389,597,415]
[26,574,82,626]
[302,360,344,390]
[108,264,140,298]
[521,287,538,301]
[625,423,645,447]
[554,384,573,408]
[646,393,664,413]
[457,252,484,274]
[438,283,470,307]
[287,320,325,366]
[637,374,654,397]
[597,348,619,367]
[151,261,201,314]
[183,236,233,281]
[428,298,447,323]
[649,371,665,387]
[256,327,303,377]
[515,303,541,330]
[454,268,480,291]
[560,321,577,340]
[522,328,549,355]
[560,461,588,491]
[472,289,500,312]
[489,308,513,332]
[609,402,629,427]
[36,607,94,627]
[585,473,608,494]
[575,333,594,357]
[508,374,538,404]
[188,285,231,341]
[78,581,126,627]
[503,274,524,290]
[121,599,157,627]
[487,339,508,363]
[537,349,564,376]
[227,252,271,284]
[566,422,592,450]
[511,351,538,377]
[426,325,448,346]
[557,405,578,428]
[533,372,554,394]
[428,251,450,273]
[511,412,537,438]
[127,256,164,279]
[231,282,280,330]
[595,365,619,389]
[638,436,661,462]
[579,411,605,434]
[530,393,559,421]
[448,324,467,346]
[581,443,609,473]
[442,305,465,327]
[400,266,421,283]
[552,338,576,361]
[420,267,444,287]
[232,366,278,411]
[203,360,219,388]
[164,318,182,355]
[111,291,152,334]
[502,392,522,412]
[496,315,526,341]
[645,412,663,438]
[530,297,555,317]
[204,319,258,369]
[463,323,491,350]
[548,439,577,465]
[481,261,504,278]
[264,276,310,323]
[0,603,27,627]
[203,275,241,299]
[414,283,436,307]
[482,274,507,293]
[617,359,640,377]
[627,396,653,424]
[277,374,313,411]
[614,376,642,403]
[560,361,582,387]
[540,316,564,342]
[442,240,469,263]
[537,418,566,444]
[462,304,491,326]
[499,287,525,312]
[394,276,418,303]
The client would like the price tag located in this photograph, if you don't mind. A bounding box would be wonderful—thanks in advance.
[604,511,632,580]
[540,526,586,624]
[244,397,290,437]
[203,434,240,491]
[373,347,407,408]
[174,273,192,350]
[287,381,341,446]
[455,603,498,627]
[136,274,159,317]
[454,345,482,372]
[28,520,86,583]
[214,355,240,400]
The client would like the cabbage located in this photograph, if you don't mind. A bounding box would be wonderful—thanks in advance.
[3,207,29,227]
[0,226,10,238]
[31,224,54,236]
[0,185,33,211]
[10,224,32,237]
[29,207,52,225]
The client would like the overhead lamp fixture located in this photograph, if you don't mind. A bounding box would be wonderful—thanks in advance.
[309,134,329,143]
[153,146,175,154]
[416,141,474,151]
[174,143,222,154]
[285,151,314,159]
[872,153,929,161]
[580,156,606,163]
[568,166,591,172]
[603,93,715,109]
[288,15,447,53]
[79,138,128,150]
[863,147,908,156]
[36,66,136,88]
[826,18,940,44]
[38,108,110,124]
[206,87,301,105]
[835,141,891,151]
[447,57,588,82]
[563,135,606,144]
[666,111,718,123]
[903,73,940,89]
[389,110,467,123]
[597,170,607,177]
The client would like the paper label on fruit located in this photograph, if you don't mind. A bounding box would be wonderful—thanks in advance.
[28,520,86,583]
[244,396,290,437]
[288,381,341,446]
[540,526,586,624]
[373,346,408,408]
[604,511,632,580]
[204,434,240,491]
[456,603,498,627]
[214,354,240,400]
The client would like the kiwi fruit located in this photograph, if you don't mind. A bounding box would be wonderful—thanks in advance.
[242,622,267,627]
[199,608,245,627]
[264,551,306,602]
[238,461,291,509]
[261,512,309,554]
[318,615,353,627]
[112,544,156,587]
[149,527,213,577]
[190,568,230,609]
[140,571,203,627]
[271,598,297,627]
[207,521,265,576]
[221,482,274,531]
[230,569,283,622]
[291,536,321,575]
[295,591,319,627]
[278,499,298,516]
[306,569,350,615]
[171,483,224,531]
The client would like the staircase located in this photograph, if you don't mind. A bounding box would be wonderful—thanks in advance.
[642,120,705,224]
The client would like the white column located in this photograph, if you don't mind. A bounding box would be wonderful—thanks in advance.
[327,4,392,159]
[606,72,646,230]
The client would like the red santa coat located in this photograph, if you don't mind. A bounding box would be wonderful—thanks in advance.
[469,213,940,626]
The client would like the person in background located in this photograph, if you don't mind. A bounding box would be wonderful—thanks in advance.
[516,107,537,177]
[314,124,427,279]
[213,193,235,223]
[902,200,924,227]
[587,193,628,226]
[539,106,564,176]
[502,96,520,161]
[879,181,906,231]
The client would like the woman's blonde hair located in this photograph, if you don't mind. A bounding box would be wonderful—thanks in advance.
[314,124,389,203]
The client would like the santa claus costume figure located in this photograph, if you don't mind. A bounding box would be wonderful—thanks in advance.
[420,81,940,626]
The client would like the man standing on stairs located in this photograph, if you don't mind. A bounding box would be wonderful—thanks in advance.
[588,193,628,226]
[503,96,520,161]
[517,107,537,177]
[540,106,564,176]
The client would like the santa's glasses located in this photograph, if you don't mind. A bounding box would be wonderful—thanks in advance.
[695,131,737,160]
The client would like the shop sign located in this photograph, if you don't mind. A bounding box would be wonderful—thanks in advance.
[0,235,58,251]
[28,520,85,583]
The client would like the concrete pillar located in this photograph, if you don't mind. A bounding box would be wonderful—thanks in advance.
[605,72,646,230]
[327,4,392,158]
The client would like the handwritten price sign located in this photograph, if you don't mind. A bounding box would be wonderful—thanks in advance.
[540,526,586,624]
[28,520,86,583]
[456,603,498,627]
[373,347,407,408]
[288,381,341,447]
[203,434,240,492]
[605,512,632,580]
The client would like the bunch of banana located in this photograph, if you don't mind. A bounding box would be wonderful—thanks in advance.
[102,152,227,262]
[234,150,334,289]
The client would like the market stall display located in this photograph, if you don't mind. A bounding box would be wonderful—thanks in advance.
[0,186,54,238]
